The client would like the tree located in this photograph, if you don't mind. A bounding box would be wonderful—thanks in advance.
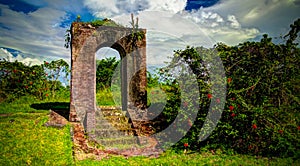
[96,57,120,90]
[0,59,70,101]
[43,59,70,98]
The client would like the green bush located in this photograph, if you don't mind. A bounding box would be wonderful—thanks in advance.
[0,59,70,102]
[158,19,300,158]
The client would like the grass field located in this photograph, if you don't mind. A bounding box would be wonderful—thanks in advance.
[0,113,74,165]
[0,94,299,165]
[77,152,296,166]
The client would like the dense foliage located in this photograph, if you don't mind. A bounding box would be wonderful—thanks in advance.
[96,57,120,90]
[157,18,300,158]
[0,59,70,102]
[211,34,298,157]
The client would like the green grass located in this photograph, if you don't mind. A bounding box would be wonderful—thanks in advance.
[0,93,70,114]
[0,93,73,165]
[76,150,297,166]
[96,88,118,106]
[96,87,168,107]
[0,113,73,165]
[0,96,43,114]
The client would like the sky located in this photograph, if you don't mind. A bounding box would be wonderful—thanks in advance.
[0,0,299,67]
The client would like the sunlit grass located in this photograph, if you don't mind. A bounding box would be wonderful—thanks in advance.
[0,113,73,165]
[96,88,118,106]
[76,150,296,166]
[95,86,168,107]
[0,96,46,114]
[0,90,70,114]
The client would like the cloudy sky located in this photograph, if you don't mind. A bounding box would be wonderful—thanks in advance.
[0,0,299,66]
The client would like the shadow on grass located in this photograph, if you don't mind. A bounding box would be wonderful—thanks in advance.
[30,102,70,120]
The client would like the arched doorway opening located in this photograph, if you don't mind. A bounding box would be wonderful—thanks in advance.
[95,44,128,111]
[95,47,120,107]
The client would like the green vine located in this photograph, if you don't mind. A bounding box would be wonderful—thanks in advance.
[64,28,71,49]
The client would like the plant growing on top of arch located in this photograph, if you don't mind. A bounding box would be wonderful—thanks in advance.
[129,13,145,45]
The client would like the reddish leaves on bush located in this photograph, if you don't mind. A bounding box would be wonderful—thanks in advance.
[44,61,49,65]
[248,145,253,150]
[278,130,284,134]
[207,93,212,99]
[227,77,232,83]
[184,143,188,148]
[45,94,49,97]
[216,98,220,103]
[229,105,234,111]
[231,113,236,117]
[252,124,257,129]
[298,126,300,131]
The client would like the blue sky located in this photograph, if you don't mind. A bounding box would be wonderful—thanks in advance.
[0,0,299,66]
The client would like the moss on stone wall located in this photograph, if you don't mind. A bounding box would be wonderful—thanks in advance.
[90,18,122,27]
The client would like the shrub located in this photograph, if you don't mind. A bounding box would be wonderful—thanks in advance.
[0,59,70,102]
[158,19,300,158]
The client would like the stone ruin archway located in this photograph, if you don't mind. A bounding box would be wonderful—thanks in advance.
[69,22,147,135]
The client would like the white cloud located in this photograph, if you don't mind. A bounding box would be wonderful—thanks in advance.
[0,48,44,66]
[0,4,70,63]
[83,0,151,18]
[227,15,240,29]
[83,0,187,18]
[146,30,188,66]
[180,9,260,45]
[96,47,120,60]
[112,4,260,47]
[147,0,187,13]
[83,0,119,18]
[202,0,300,37]
[113,11,216,66]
